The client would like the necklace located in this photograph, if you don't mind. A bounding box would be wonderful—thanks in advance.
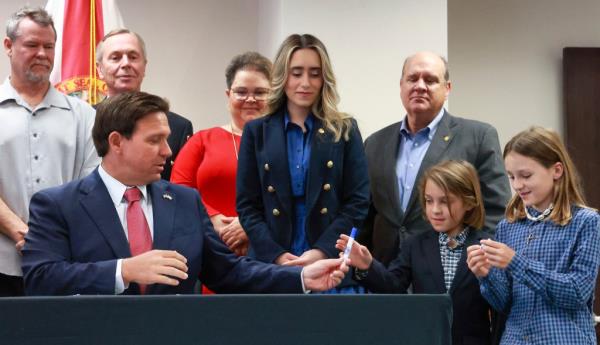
[230,123,240,160]
[524,203,554,222]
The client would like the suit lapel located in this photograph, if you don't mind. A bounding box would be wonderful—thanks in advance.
[265,112,293,216]
[383,123,404,222]
[404,112,454,215]
[422,232,446,293]
[449,230,483,295]
[149,181,175,250]
[79,170,131,258]
[305,118,330,214]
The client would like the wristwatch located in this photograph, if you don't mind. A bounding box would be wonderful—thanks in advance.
[353,267,369,281]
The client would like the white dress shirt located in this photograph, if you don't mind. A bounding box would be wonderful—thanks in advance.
[98,164,154,294]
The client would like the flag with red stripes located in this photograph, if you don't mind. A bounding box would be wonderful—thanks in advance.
[46,0,124,105]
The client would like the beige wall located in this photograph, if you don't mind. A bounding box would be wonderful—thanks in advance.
[4,1,600,143]
[448,0,600,145]
[258,0,447,138]
[0,0,447,138]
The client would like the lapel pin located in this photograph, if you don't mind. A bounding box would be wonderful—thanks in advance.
[443,136,450,142]
[162,193,173,200]
[318,128,325,134]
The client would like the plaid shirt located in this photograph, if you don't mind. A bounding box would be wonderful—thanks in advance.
[480,206,600,345]
[439,228,469,291]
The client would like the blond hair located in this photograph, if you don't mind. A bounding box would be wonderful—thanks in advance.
[419,160,485,230]
[267,34,352,141]
[503,126,587,225]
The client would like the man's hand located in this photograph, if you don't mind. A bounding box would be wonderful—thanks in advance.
[14,227,28,255]
[466,244,491,278]
[275,252,299,265]
[220,217,249,256]
[335,234,373,270]
[0,197,28,251]
[302,258,349,292]
[283,249,327,267]
[121,250,188,286]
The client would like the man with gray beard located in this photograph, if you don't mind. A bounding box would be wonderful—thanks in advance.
[0,6,99,296]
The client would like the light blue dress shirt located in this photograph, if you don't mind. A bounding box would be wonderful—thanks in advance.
[396,108,445,211]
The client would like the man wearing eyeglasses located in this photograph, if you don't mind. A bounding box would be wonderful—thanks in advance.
[95,29,193,181]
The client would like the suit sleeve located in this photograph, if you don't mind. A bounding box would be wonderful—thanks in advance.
[474,125,510,236]
[196,193,303,293]
[236,124,288,263]
[356,135,376,250]
[22,191,117,295]
[313,121,370,258]
[178,120,194,154]
[360,236,413,293]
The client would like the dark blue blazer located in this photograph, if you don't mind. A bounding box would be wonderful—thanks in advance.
[362,229,495,345]
[163,111,193,181]
[22,169,302,295]
[236,109,370,263]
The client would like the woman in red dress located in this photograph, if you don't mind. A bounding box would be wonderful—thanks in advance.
[171,52,271,257]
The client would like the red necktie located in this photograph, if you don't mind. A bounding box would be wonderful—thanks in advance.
[124,187,152,294]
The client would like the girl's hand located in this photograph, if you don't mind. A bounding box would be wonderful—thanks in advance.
[480,239,515,269]
[466,244,491,278]
[335,234,373,270]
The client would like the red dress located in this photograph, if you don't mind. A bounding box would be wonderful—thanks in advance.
[171,127,240,218]
[171,127,241,294]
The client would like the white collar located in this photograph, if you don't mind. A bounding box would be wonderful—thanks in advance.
[97,164,148,207]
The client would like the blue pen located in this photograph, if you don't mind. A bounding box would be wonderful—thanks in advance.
[342,227,358,262]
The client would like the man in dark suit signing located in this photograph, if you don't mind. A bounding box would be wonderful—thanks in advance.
[358,51,511,266]
[95,28,193,180]
[22,91,346,295]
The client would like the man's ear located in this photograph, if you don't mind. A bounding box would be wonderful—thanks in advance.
[4,37,13,57]
[107,131,123,154]
[96,62,105,80]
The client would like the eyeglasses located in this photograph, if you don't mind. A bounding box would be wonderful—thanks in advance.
[231,88,270,101]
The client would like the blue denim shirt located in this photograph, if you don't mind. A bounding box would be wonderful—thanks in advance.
[284,111,314,255]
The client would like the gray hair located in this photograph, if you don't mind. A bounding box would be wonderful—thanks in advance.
[96,28,147,64]
[6,6,56,41]
[401,53,450,82]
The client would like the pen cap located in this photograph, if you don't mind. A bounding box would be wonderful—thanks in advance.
[349,227,358,239]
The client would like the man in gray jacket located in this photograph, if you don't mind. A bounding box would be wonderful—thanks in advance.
[358,51,510,265]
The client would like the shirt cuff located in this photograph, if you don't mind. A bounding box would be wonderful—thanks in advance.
[300,268,311,294]
[115,259,128,294]
[507,251,527,276]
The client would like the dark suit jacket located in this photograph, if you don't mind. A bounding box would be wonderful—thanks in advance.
[363,230,494,345]
[359,111,510,265]
[93,102,193,181]
[163,111,193,180]
[22,170,302,295]
[236,109,370,264]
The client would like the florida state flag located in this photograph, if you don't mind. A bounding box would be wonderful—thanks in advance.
[46,0,124,105]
